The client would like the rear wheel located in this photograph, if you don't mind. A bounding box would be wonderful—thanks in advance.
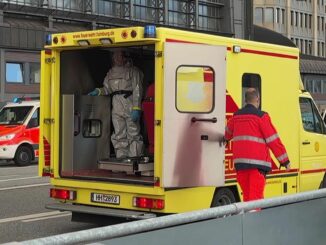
[211,188,236,207]
[14,145,33,166]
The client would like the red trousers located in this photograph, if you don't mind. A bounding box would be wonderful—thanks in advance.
[236,169,266,202]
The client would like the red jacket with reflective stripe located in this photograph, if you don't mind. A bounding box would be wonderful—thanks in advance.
[225,104,289,172]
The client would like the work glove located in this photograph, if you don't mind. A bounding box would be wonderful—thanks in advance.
[218,136,227,147]
[279,161,291,171]
[88,88,100,96]
[131,109,141,122]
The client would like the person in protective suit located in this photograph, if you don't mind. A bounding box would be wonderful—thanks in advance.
[88,49,144,159]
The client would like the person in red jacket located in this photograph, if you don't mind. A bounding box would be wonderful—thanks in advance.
[224,88,290,202]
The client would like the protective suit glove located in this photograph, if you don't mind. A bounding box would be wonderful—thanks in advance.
[131,109,141,122]
[88,88,100,96]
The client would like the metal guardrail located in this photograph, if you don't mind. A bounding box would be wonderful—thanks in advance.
[21,188,326,245]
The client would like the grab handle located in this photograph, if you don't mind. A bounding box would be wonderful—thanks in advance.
[191,117,217,123]
[74,111,81,136]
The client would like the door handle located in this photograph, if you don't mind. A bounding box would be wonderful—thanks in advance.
[191,117,217,123]
[302,141,311,145]
[74,111,81,136]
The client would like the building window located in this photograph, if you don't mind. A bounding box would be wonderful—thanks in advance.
[53,0,84,12]
[291,11,294,26]
[169,1,188,28]
[6,63,23,83]
[281,9,285,24]
[322,81,326,94]
[198,1,220,31]
[134,0,164,23]
[322,17,324,31]
[305,80,313,92]
[276,8,280,23]
[176,66,214,113]
[255,7,263,25]
[264,7,274,23]
[96,0,121,17]
[300,13,303,27]
[305,13,308,28]
[308,41,312,54]
[314,80,322,93]
[30,63,40,84]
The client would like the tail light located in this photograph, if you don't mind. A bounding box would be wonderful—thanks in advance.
[50,188,76,200]
[133,197,164,210]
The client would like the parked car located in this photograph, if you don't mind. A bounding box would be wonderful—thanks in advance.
[0,98,39,166]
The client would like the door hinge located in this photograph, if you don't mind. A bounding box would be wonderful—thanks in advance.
[154,51,162,57]
[45,57,55,64]
[42,167,53,177]
[44,118,55,124]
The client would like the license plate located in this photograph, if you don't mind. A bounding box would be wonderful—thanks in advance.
[91,193,120,205]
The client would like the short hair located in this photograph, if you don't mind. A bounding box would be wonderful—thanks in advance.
[245,88,260,103]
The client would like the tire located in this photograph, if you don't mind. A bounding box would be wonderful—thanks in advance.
[211,188,237,207]
[14,145,33,166]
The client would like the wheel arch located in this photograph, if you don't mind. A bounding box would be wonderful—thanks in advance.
[210,184,241,207]
[319,172,326,189]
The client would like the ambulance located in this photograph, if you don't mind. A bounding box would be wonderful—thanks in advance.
[0,98,40,166]
[39,25,326,222]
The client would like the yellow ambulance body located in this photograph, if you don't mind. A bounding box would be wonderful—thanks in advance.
[39,26,326,221]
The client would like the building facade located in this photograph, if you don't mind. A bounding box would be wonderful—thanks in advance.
[253,0,326,109]
[0,0,251,103]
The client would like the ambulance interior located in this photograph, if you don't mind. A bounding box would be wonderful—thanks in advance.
[59,45,156,184]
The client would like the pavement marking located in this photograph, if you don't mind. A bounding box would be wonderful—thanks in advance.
[0,175,20,178]
[0,176,41,182]
[0,183,50,191]
[0,211,70,224]
[0,165,36,169]
[22,213,71,222]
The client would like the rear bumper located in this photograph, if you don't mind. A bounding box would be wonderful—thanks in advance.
[46,203,156,220]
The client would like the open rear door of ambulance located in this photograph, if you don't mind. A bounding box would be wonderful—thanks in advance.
[39,50,53,177]
[163,42,226,188]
